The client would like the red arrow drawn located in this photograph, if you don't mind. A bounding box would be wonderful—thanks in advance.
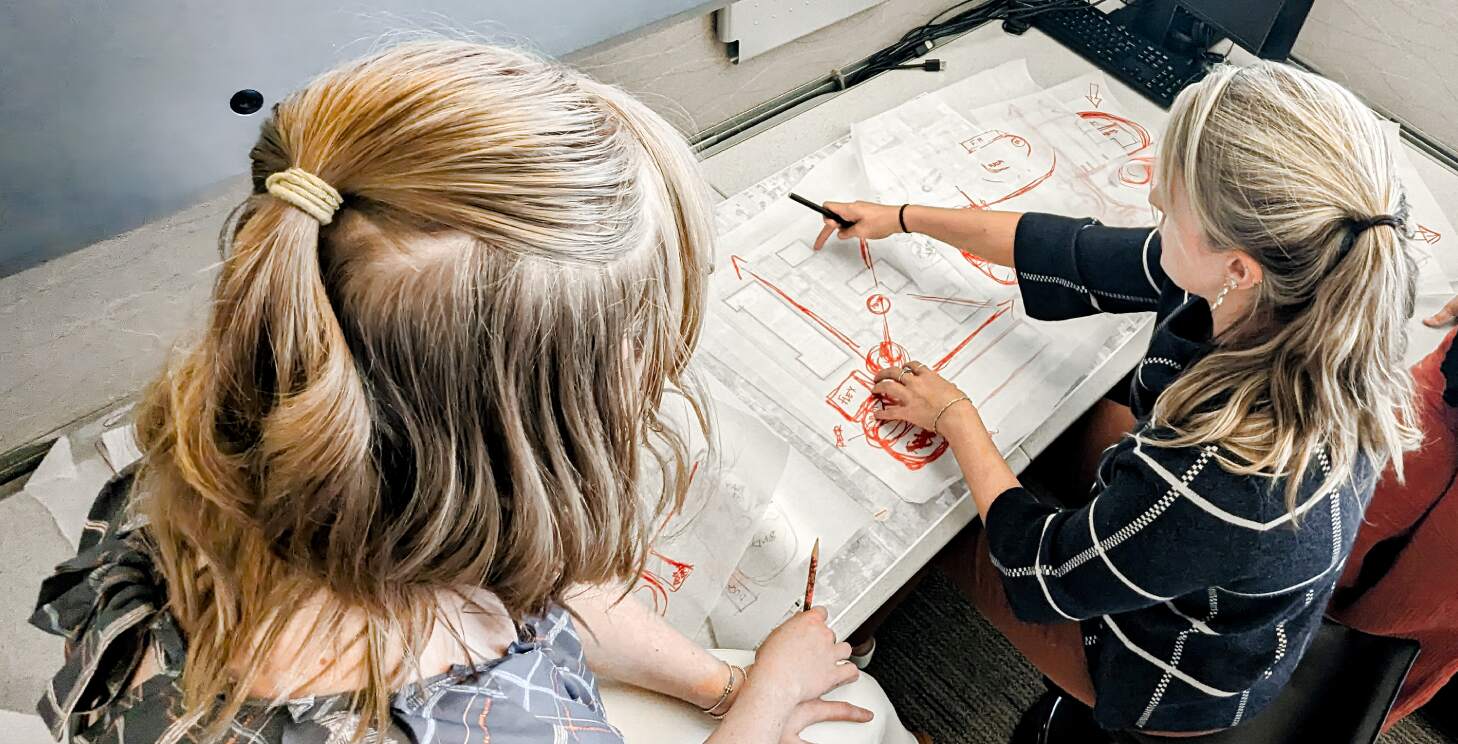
[1085,82,1102,108]
[1416,224,1441,245]
[910,297,1016,372]
[729,255,860,353]
[731,254,748,280]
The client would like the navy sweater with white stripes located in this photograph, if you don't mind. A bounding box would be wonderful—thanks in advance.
[985,214,1378,732]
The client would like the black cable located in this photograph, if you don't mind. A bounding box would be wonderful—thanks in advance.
[1218,38,1236,62]
[844,0,1107,89]
[891,59,948,72]
[927,0,992,27]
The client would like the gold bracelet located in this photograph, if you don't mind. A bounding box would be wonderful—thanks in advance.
[705,664,746,719]
[699,662,737,716]
[932,395,971,434]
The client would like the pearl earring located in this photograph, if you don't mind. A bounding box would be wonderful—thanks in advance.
[1210,277,1238,312]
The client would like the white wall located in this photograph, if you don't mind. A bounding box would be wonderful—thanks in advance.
[0,0,722,276]
[0,0,961,456]
[1295,0,1458,151]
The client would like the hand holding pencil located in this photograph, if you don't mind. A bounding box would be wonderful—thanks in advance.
[800,199,910,251]
[803,537,820,611]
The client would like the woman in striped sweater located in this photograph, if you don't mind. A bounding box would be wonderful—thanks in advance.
[816,62,1420,735]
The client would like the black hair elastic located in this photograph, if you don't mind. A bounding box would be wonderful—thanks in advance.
[1348,214,1405,233]
[1332,213,1405,267]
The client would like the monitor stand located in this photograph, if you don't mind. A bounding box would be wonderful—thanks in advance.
[1109,0,1221,58]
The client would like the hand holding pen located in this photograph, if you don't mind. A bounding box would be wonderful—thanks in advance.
[790,195,912,251]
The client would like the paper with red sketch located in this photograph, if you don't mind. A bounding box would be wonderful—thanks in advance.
[702,140,1107,504]
[849,65,1157,408]
[687,64,1162,643]
[635,379,790,635]
[706,445,873,648]
[854,64,1159,229]
[641,376,873,642]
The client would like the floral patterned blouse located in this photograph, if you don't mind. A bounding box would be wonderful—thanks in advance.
[31,469,624,744]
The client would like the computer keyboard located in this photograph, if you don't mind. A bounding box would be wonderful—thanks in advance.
[1029,5,1207,108]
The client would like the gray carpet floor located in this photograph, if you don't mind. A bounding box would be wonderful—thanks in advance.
[866,567,1453,744]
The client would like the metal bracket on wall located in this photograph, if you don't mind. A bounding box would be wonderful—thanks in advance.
[692,23,983,156]
[717,0,884,63]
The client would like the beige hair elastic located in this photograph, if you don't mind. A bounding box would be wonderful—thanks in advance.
[265,167,342,225]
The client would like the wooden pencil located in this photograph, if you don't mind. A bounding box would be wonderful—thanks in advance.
[804,538,820,611]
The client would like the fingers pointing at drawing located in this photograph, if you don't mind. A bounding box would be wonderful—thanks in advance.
[812,220,839,252]
[811,201,903,250]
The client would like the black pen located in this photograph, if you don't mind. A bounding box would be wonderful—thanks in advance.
[788,192,854,229]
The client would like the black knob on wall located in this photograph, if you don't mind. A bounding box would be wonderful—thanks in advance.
[229,89,264,115]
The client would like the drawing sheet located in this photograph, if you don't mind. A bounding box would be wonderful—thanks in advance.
[852,67,1157,362]
[707,445,873,648]
[638,378,784,635]
[855,66,1159,228]
[706,141,1091,504]
[704,63,1161,505]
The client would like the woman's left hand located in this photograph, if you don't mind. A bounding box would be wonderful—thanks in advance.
[871,362,977,433]
[704,662,751,714]
[1426,293,1458,327]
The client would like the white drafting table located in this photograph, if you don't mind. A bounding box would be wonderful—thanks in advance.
[700,21,1458,638]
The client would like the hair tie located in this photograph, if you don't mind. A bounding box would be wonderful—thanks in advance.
[1330,213,1406,270]
[265,167,342,225]
[1346,214,1405,234]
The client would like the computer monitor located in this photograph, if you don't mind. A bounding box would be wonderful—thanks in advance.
[1179,0,1314,59]
[1025,0,1318,107]
[1113,0,1315,61]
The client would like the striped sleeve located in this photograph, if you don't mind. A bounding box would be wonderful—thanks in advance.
[1014,213,1165,320]
[982,439,1257,624]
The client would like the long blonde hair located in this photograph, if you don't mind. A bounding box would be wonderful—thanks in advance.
[133,40,714,740]
[1150,62,1420,511]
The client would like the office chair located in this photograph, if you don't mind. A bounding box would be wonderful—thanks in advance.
[1010,618,1419,744]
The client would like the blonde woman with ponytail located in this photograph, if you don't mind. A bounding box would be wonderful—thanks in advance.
[816,61,1419,734]
[31,41,916,744]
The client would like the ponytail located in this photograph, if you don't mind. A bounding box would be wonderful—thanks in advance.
[212,198,377,571]
[132,39,717,741]
[1148,61,1420,514]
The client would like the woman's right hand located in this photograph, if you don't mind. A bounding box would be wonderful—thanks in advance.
[812,201,905,250]
[744,607,872,742]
